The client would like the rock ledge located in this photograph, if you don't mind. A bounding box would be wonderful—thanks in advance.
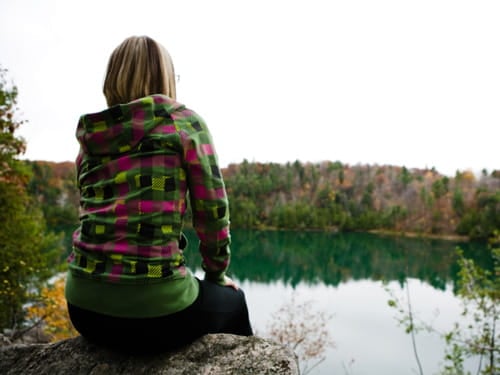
[0,333,299,375]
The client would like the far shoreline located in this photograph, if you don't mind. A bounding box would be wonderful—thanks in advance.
[222,224,477,243]
[367,229,471,242]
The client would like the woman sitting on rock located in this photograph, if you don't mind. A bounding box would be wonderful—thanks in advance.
[65,35,253,353]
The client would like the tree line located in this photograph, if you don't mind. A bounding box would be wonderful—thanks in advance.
[22,157,500,247]
[224,159,499,240]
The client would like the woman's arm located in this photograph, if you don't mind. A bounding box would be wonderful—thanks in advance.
[180,113,231,285]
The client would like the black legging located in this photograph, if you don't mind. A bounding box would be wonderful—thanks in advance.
[67,278,253,353]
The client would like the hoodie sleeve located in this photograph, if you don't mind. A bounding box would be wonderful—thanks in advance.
[179,112,231,284]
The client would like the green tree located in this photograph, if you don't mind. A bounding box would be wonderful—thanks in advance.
[387,236,499,374]
[440,243,498,375]
[432,177,449,199]
[0,67,61,332]
[0,183,52,330]
[400,166,413,189]
[457,190,499,240]
[452,188,465,216]
[0,67,27,183]
[26,161,79,253]
[229,197,259,228]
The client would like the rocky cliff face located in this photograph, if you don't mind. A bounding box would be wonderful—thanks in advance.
[0,333,299,375]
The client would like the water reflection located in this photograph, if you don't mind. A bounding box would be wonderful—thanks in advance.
[238,278,469,375]
[182,229,490,374]
[183,229,491,291]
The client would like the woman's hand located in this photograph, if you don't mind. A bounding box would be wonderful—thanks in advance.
[223,276,239,290]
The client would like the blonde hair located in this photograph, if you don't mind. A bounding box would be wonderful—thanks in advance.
[103,36,176,107]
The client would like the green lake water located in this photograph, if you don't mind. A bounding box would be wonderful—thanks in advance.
[184,229,491,375]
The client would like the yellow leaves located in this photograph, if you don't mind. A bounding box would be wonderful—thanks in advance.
[328,190,336,201]
[461,170,476,183]
[0,279,15,297]
[26,276,78,342]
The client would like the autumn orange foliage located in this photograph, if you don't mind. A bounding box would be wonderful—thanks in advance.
[26,276,78,342]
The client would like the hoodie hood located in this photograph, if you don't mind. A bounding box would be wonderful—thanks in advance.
[76,95,184,156]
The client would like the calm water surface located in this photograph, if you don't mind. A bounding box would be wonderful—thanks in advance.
[184,229,491,375]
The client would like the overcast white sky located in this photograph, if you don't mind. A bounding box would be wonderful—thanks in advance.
[1,0,499,176]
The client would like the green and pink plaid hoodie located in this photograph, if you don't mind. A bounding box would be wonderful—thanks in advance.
[65,95,230,317]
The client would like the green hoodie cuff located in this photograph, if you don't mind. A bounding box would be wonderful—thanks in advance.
[204,271,226,285]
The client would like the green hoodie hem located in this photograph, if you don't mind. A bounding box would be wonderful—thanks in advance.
[65,271,199,318]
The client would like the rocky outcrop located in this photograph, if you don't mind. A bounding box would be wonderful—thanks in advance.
[0,334,299,375]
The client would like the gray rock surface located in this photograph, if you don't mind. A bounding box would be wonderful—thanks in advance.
[0,334,299,375]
